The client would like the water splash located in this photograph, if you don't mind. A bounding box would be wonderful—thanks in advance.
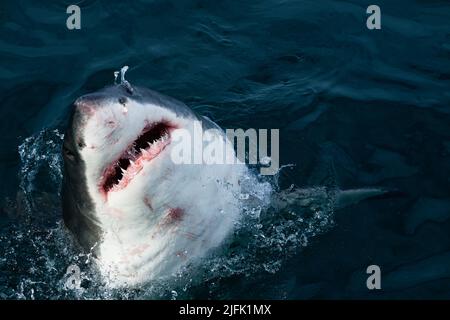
[18,129,63,195]
[114,65,133,94]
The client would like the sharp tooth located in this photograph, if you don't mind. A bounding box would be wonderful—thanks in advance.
[130,160,135,166]
[121,167,126,174]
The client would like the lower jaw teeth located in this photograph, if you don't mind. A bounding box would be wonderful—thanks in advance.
[107,133,170,192]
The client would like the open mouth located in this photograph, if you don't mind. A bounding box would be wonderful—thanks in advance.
[101,121,174,195]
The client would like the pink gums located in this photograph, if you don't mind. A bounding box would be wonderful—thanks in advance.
[104,137,171,196]
[99,124,177,199]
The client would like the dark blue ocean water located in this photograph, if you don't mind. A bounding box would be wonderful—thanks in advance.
[1,0,450,299]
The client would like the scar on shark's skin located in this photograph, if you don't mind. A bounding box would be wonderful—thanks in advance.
[150,208,186,239]
[182,231,199,240]
[143,197,153,211]
[162,208,201,240]
[159,208,185,228]
[165,207,184,223]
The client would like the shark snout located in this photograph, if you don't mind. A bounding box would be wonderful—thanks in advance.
[74,93,111,117]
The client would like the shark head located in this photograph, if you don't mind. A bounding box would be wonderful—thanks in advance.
[62,84,247,286]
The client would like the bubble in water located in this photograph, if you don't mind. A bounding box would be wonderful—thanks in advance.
[239,193,249,200]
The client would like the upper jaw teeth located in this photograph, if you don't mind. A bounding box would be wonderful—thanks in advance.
[120,132,169,170]
[103,127,170,192]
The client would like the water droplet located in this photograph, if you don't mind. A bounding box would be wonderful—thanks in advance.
[239,193,249,200]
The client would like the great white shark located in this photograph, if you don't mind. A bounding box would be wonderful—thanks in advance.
[62,80,248,286]
[62,72,391,287]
